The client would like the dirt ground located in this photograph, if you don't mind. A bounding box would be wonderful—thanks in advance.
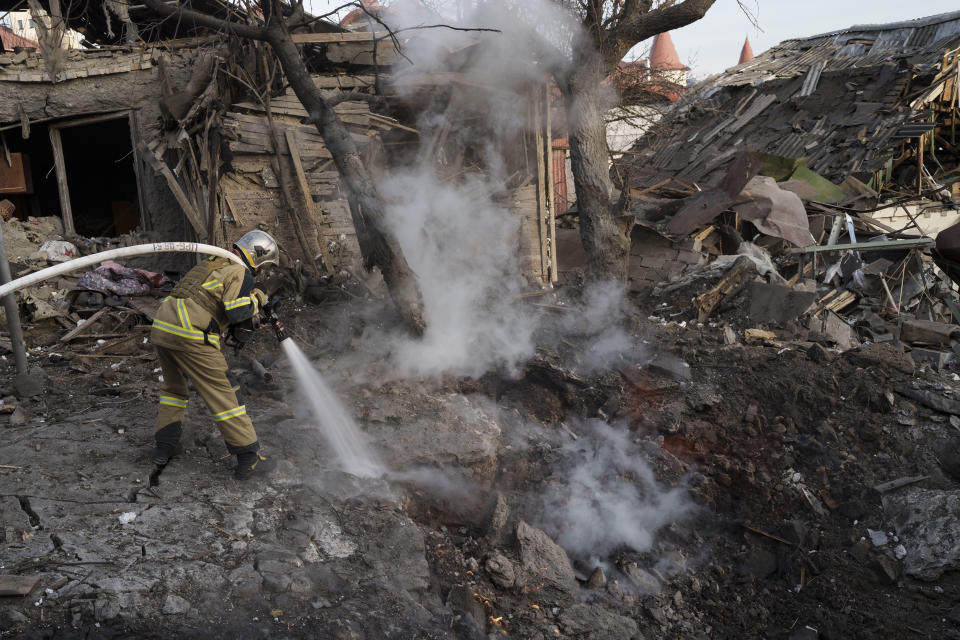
[2,289,960,639]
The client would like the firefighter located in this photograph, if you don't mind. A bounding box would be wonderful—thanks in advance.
[149,230,279,480]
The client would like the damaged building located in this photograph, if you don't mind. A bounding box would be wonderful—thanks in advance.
[0,1,561,293]
[595,9,960,359]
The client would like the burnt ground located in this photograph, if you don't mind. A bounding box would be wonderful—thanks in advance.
[2,291,960,639]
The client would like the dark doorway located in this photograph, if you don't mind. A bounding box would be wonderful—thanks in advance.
[0,122,62,221]
[58,117,140,236]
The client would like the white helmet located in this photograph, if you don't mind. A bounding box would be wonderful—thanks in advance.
[233,230,279,270]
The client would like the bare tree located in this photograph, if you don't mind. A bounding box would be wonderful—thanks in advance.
[548,0,718,282]
[402,0,719,283]
[141,0,427,334]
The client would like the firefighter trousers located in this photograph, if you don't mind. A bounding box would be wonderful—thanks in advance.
[154,344,259,453]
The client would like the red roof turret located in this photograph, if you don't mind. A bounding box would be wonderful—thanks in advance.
[649,32,689,71]
[739,37,755,64]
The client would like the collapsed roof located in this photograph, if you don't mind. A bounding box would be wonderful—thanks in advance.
[620,9,960,190]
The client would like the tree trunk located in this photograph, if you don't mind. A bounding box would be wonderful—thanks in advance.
[563,48,631,283]
[265,25,426,334]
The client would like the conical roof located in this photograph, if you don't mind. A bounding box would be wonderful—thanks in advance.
[739,37,755,64]
[649,32,688,71]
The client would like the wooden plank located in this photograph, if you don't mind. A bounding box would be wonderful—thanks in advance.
[0,575,40,596]
[544,82,557,284]
[367,112,418,134]
[291,31,391,44]
[139,143,207,236]
[326,41,399,66]
[312,74,377,89]
[47,127,75,235]
[533,88,549,283]
[227,139,333,159]
[285,130,333,274]
[60,307,109,343]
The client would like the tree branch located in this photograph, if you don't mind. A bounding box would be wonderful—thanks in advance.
[140,0,267,41]
[604,0,717,69]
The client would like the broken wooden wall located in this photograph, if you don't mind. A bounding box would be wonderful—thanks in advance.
[218,82,409,274]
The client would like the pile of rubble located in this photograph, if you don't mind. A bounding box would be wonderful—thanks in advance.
[614,148,960,377]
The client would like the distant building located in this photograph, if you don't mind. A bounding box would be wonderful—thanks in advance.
[0,24,39,51]
[606,31,689,158]
[739,37,755,64]
[649,32,689,87]
[8,10,81,49]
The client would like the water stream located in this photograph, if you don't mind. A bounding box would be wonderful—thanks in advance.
[282,339,384,478]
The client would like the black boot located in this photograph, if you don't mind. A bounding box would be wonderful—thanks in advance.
[235,452,277,480]
[150,421,182,466]
[149,441,182,466]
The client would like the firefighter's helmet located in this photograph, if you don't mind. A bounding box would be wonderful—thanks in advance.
[233,230,279,270]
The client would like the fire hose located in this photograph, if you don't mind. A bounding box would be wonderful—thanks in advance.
[0,242,244,300]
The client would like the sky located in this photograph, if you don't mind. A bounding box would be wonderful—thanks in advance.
[309,0,959,77]
[669,0,960,78]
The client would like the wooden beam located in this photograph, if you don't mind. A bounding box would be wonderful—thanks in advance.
[0,575,40,597]
[533,87,549,283]
[544,82,558,284]
[284,130,333,274]
[138,143,207,237]
[126,111,148,232]
[60,307,109,343]
[47,127,75,236]
[291,31,391,43]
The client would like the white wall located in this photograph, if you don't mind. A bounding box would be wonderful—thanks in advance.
[9,10,82,48]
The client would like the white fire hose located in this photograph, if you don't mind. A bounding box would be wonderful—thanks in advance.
[0,242,244,300]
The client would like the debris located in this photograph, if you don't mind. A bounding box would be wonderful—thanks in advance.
[873,556,901,585]
[900,320,960,347]
[747,281,817,325]
[162,594,191,615]
[695,256,759,322]
[586,566,606,588]
[515,521,577,596]
[118,512,137,525]
[13,369,45,398]
[559,603,639,640]
[733,175,816,248]
[899,388,960,416]
[873,476,930,494]
[883,489,960,579]
[623,563,662,594]
[744,328,777,343]
[647,352,692,380]
[868,529,889,547]
[805,343,834,364]
[908,347,952,371]
[59,307,109,343]
[723,326,738,345]
[485,551,517,590]
[8,406,27,426]
[0,575,40,597]
[846,344,915,374]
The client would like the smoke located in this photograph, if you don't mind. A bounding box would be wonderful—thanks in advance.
[560,280,644,373]
[535,420,693,562]
[379,169,537,377]
[357,0,584,378]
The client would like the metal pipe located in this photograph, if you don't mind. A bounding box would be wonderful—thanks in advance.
[0,221,28,374]
[0,242,243,300]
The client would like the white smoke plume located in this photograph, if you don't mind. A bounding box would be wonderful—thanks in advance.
[536,420,693,562]
[560,280,644,373]
[380,169,537,377]
[363,0,581,377]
